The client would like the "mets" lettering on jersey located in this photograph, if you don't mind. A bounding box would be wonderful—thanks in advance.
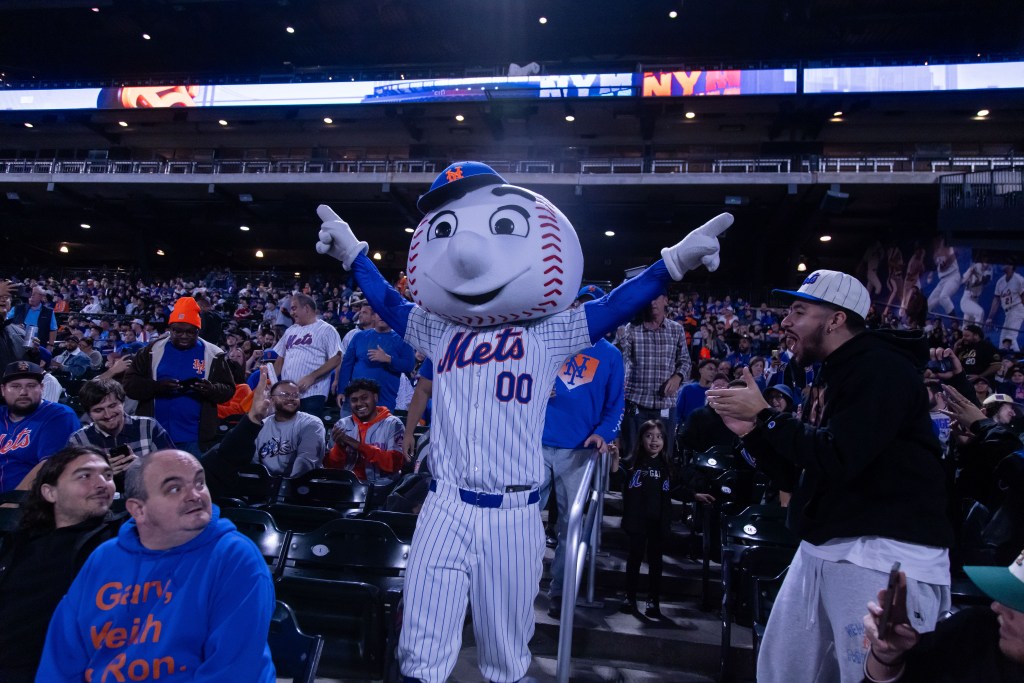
[436,328,525,374]
[0,430,31,454]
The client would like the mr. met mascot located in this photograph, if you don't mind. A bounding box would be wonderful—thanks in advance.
[316,162,731,683]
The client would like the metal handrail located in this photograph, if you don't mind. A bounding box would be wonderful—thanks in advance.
[555,448,606,683]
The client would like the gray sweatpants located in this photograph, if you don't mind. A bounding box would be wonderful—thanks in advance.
[756,547,950,683]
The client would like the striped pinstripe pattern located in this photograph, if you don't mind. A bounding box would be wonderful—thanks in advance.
[398,480,545,682]
[404,306,591,491]
[273,319,341,398]
[397,305,592,681]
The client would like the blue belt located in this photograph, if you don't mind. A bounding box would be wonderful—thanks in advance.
[428,480,539,508]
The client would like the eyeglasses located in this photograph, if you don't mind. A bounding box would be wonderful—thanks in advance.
[272,392,301,399]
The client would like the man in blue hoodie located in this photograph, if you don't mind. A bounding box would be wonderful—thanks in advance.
[36,449,276,683]
[540,284,625,619]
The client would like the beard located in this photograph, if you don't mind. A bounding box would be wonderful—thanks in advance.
[792,325,828,366]
[7,397,41,418]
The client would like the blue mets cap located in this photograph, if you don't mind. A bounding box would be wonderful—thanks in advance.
[417,161,508,213]
[576,284,606,302]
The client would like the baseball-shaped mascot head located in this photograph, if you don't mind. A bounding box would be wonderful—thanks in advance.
[406,162,583,327]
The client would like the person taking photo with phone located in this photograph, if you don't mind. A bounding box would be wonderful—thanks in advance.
[66,378,174,491]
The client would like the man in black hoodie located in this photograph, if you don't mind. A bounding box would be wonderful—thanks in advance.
[708,270,953,683]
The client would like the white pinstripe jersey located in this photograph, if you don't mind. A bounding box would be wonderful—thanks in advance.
[274,319,342,398]
[404,305,591,492]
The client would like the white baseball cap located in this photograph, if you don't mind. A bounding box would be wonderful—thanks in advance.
[773,270,870,320]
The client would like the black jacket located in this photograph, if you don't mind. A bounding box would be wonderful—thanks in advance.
[742,330,953,548]
[0,511,128,680]
[620,456,674,536]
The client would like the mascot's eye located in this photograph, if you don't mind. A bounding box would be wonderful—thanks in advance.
[427,211,458,241]
[489,206,530,237]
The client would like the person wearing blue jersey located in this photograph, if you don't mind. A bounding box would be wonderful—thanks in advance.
[35,449,276,683]
[336,302,416,411]
[122,297,235,456]
[0,361,80,492]
[540,284,624,619]
[676,358,719,422]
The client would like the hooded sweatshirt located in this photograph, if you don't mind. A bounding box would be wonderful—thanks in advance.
[35,505,275,683]
[324,406,404,486]
[741,330,953,549]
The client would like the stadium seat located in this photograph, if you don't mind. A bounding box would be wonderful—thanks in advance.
[279,468,368,514]
[719,505,798,681]
[277,518,410,679]
[219,463,277,506]
[363,510,418,543]
[219,505,291,579]
[268,600,324,683]
[264,503,344,533]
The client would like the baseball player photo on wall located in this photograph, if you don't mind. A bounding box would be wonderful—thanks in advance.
[315,161,732,683]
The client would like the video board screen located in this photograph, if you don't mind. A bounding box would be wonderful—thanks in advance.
[0,67,797,111]
[804,61,1024,93]
[640,68,797,96]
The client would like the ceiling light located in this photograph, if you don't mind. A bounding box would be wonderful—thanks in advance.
[833,111,843,117]
[684,111,696,119]
[80,223,91,229]
[239,225,250,231]
[156,249,165,256]
[255,249,264,258]
[404,227,414,233]
[91,7,99,11]
[564,114,575,122]
[538,17,547,24]
[218,119,228,126]
[604,230,615,237]
[294,272,301,277]
[819,235,832,242]
[372,252,383,261]
[142,33,151,40]
[323,117,333,124]
[669,10,678,18]
[23,122,33,128]
[285,26,295,34]
[455,114,465,122]
[976,109,990,117]
[797,262,807,272]
[829,117,843,122]
[118,121,128,127]
[59,245,69,254]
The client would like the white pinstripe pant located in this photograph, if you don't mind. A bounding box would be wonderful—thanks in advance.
[398,482,544,683]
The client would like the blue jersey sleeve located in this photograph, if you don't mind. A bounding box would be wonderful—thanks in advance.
[351,252,414,337]
[583,260,673,343]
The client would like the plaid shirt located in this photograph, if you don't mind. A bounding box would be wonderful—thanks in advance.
[67,414,175,457]
[620,318,691,410]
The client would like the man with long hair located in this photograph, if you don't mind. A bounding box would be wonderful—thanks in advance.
[0,446,124,682]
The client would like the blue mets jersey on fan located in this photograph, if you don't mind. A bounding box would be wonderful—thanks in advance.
[404,306,591,492]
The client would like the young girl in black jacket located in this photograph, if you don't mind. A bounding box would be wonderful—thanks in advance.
[616,419,712,618]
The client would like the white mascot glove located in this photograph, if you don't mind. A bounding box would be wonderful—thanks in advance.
[660,213,734,280]
[316,204,369,271]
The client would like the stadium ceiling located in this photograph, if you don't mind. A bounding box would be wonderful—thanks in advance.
[0,0,1021,83]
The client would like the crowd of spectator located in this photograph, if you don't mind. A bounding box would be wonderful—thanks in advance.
[0,265,1022,680]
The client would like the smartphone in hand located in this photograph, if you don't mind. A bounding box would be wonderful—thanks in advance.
[877,561,902,640]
